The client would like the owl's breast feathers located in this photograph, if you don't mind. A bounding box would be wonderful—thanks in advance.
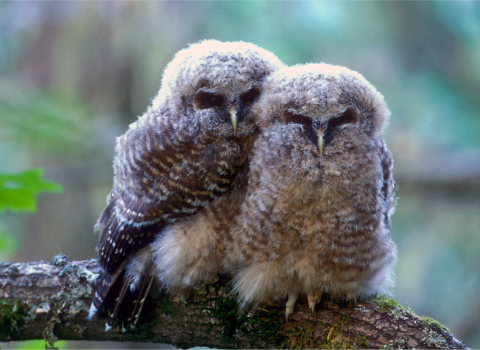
[252,134,392,242]
[96,108,247,275]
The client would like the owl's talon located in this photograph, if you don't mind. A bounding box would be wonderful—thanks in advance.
[307,292,322,312]
[285,307,292,322]
[285,292,299,320]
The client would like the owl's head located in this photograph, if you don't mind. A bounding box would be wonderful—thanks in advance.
[253,63,391,181]
[151,40,285,138]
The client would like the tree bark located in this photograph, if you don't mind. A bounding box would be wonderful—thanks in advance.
[0,257,470,349]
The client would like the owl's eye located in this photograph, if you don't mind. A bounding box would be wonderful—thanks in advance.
[329,107,359,129]
[194,91,225,110]
[283,113,318,147]
[240,87,261,105]
[324,107,359,146]
[283,113,312,127]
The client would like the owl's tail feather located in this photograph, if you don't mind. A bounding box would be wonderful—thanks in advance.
[90,260,128,321]
[90,261,154,328]
[107,272,130,326]
[123,261,155,327]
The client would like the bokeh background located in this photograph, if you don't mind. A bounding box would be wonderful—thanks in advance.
[1,1,480,348]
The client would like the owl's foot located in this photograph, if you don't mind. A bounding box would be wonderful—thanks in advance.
[285,292,299,321]
[307,292,322,312]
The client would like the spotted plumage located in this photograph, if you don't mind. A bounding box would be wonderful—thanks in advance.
[223,63,398,316]
[90,40,285,326]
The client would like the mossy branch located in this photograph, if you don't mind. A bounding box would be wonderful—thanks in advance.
[0,257,470,349]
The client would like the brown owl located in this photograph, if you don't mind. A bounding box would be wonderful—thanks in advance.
[224,63,397,317]
[90,40,285,327]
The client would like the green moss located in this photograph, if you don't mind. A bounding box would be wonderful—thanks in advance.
[370,294,404,312]
[371,294,450,333]
[213,295,241,337]
[279,316,370,349]
[370,295,410,322]
[248,305,282,342]
[280,323,322,349]
[206,283,282,345]
[319,316,368,349]
[157,293,179,317]
[356,335,371,348]
[418,316,450,333]
[0,299,26,339]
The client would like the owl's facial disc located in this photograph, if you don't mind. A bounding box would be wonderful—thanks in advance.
[283,107,359,154]
[224,86,262,132]
[194,86,259,132]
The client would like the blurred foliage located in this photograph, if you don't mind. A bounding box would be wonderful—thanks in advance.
[0,168,62,259]
[0,169,62,213]
[1,96,94,160]
[0,230,18,256]
[0,1,479,348]
[13,340,67,350]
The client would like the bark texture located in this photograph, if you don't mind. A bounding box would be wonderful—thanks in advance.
[0,256,470,349]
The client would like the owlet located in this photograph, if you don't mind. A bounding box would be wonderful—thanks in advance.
[90,40,285,326]
[225,63,398,317]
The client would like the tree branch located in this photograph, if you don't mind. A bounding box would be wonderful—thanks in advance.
[0,256,470,349]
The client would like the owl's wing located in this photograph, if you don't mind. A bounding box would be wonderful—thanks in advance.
[97,109,242,273]
[92,109,244,325]
[378,138,395,229]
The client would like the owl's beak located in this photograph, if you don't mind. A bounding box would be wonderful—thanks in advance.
[229,107,238,132]
[317,128,325,154]
[318,135,324,154]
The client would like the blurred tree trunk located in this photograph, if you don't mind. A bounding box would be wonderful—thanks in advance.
[0,258,470,349]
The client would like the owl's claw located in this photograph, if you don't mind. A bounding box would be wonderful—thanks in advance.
[285,292,299,321]
[307,292,322,312]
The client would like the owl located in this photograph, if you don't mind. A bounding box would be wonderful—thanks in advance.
[224,63,398,317]
[90,40,285,327]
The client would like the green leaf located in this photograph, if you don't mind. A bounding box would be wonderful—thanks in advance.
[15,339,68,349]
[0,168,63,213]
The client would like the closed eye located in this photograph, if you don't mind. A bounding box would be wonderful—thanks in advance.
[283,113,313,128]
[240,87,261,105]
[329,107,359,129]
[283,113,318,146]
[324,107,359,146]
[194,91,224,110]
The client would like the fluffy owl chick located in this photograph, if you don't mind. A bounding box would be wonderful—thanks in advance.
[226,63,397,317]
[91,40,284,327]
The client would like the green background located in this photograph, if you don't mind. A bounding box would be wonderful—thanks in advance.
[1,1,479,348]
